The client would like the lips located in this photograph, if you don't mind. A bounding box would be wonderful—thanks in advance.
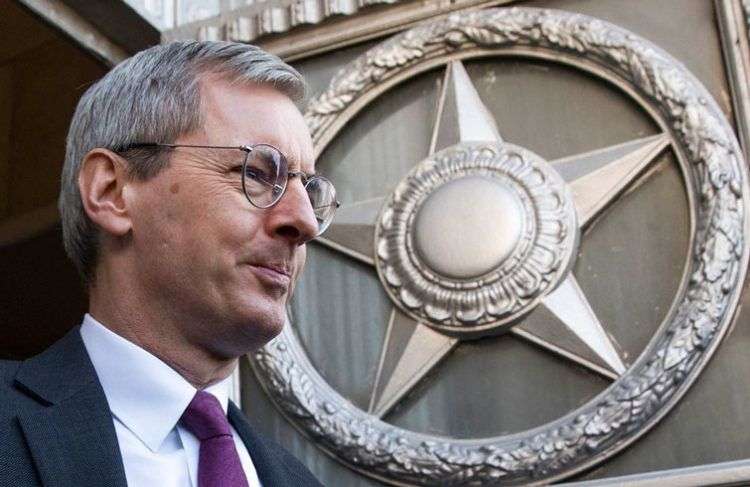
[247,262,293,289]
[258,262,292,277]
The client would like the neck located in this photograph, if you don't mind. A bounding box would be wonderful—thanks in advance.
[88,263,236,390]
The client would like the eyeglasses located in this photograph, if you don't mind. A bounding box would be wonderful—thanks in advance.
[118,142,340,236]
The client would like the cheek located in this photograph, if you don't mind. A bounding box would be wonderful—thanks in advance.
[133,184,210,261]
[176,177,244,235]
[192,196,268,280]
[133,173,261,275]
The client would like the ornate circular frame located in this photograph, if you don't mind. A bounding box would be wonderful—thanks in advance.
[375,141,578,334]
[249,7,750,485]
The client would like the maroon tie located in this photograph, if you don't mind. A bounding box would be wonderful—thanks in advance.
[180,391,250,487]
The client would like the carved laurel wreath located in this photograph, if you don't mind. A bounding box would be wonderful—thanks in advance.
[250,7,749,485]
[376,142,577,332]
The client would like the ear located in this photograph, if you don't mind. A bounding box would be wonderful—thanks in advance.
[78,149,132,237]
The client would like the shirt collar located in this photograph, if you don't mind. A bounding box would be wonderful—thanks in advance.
[79,313,232,452]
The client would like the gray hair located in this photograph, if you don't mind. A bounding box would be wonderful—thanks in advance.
[59,41,306,284]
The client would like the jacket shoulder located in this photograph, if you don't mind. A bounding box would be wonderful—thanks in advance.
[0,359,21,377]
[258,434,324,486]
[0,357,48,410]
[0,358,45,424]
[0,359,24,409]
[0,359,43,487]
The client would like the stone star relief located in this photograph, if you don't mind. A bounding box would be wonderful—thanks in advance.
[317,60,670,418]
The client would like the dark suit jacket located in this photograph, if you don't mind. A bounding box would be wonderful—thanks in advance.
[0,327,323,487]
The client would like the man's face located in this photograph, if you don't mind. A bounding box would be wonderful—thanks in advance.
[127,78,318,357]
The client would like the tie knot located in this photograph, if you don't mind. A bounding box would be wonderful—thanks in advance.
[180,391,232,441]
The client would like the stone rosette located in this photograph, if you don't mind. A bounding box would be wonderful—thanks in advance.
[375,141,578,334]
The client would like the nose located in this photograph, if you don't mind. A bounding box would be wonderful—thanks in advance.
[266,178,318,245]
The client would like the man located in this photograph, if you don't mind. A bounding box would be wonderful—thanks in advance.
[0,41,337,486]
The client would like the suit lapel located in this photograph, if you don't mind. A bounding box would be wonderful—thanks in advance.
[228,401,291,485]
[14,328,127,487]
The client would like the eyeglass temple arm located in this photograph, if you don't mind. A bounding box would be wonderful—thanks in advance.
[120,142,249,151]
[312,201,341,209]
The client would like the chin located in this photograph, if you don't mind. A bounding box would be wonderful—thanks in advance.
[209,286,289,354]
[228,302,287,352]
[248,314,286,346]
[210,322,284,359]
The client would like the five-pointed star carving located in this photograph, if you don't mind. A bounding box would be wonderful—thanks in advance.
[315,61,671,418]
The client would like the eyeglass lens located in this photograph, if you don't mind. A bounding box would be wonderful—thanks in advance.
[305,177,337,235]
[242,144,338,235]
[242,144,286,208]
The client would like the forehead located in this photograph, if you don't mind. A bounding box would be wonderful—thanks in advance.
[196,77,315,172]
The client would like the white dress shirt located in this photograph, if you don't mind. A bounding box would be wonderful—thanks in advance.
[79,314,262,487]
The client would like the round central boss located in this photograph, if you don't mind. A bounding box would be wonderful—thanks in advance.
[375,141,577,332]
[413,176,524,279]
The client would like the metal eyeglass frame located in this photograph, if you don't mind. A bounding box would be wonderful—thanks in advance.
[118,142,340,214]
